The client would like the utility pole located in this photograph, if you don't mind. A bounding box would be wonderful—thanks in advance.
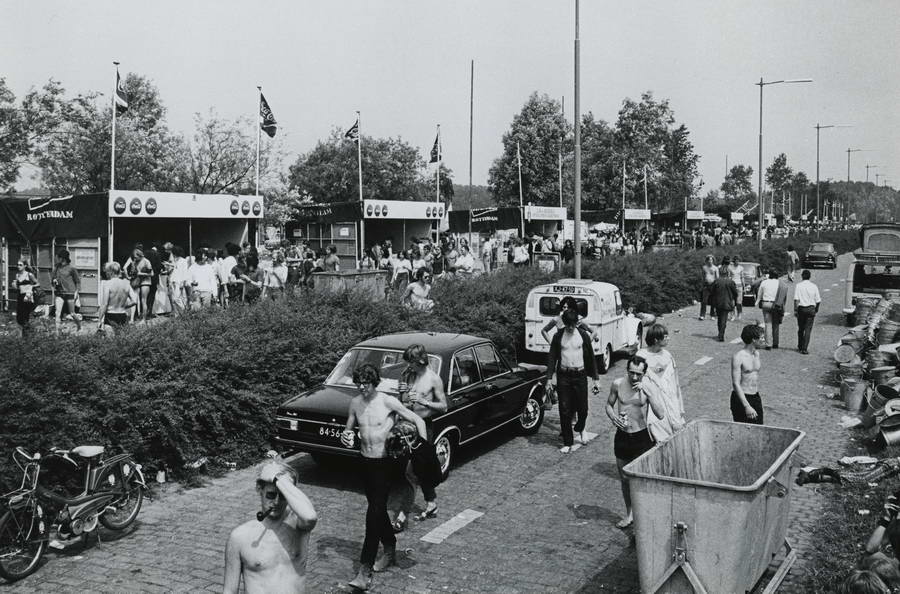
[573,0,582,279]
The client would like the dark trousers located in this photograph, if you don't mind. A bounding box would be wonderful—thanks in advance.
[409,426,441,501]
[699,284,715,317]
[731,391,764,425]
[797,306,816,351]
[360,457,397,566]
[716,309,730,340]
[15,298,33,329]
[557,371,588,446]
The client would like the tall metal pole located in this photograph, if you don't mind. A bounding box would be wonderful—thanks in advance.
[357,111,365,262]
[573,0,582,279]
[643,164,648,210]
[621,160,626,236]
[436,124,441,247]
[815,124,821,227]
[468,60,474,244]
[110,61,119,191]
[517,141,525,238]
[757,78,764,250]
[255,86,262,196]
[559,96,564,209]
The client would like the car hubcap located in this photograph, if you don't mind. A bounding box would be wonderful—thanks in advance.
[520,397,540,429]
[435,436,451,474]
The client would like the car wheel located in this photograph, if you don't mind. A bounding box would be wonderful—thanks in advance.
[517,386,545,435]
[434,432,456,481]
[598,344,613,375]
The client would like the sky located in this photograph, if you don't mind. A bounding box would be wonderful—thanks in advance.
[3,0,899,196]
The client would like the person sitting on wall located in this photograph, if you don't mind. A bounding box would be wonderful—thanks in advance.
[401,268,434,312]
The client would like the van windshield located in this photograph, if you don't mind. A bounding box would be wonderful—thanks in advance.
[539,296,588,318]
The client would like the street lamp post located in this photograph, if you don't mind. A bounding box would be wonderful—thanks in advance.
[866,164,879,183]
[757,77,812,249]
[814,123,851,233]
[846,148,870,223]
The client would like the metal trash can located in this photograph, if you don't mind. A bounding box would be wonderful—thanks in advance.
[622,419,805,593]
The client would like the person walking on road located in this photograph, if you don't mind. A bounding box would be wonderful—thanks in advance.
[756,269,786,349]
[786,245,800,282]
[223,456,318,594]
[726,257,745,321]
[794,269,822,354]
[731,324,765,424]
[342,364,427,590]
[699,255,719,320]
[606,355,666,529]
[547,309,601,453]
[636,324,686,443]
[710,263,739,342]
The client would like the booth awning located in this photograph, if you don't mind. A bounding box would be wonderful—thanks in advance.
[0,194,108,241]
[292,201,363,224]
[448,207,523,233]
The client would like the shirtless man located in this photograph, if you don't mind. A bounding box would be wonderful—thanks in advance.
[731,323,765,424]
[342,363,427,591]
[606,355,665,528]
[400,268,434,311]
[392,344,448,530]
[223,456,318,594]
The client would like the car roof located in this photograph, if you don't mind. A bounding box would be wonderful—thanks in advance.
[529,279,620,294]
[810,242,834,248]
[356,332,487,355]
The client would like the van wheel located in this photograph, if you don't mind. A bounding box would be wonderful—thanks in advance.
[598,344,613,375]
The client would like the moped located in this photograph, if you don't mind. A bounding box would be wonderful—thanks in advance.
[0,445,146,582]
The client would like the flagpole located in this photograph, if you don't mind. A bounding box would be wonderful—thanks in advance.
[255,86,262,196]
[643,164,648,210]
[517,142,525,238]
[468,59,474,244]
[357,111,364,264]
[110,61,119,191]
[435,124,441,247]
[621,160,626,236]
[559,95,564,208]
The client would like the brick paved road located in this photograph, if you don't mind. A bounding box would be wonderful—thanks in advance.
[1,257,856,593]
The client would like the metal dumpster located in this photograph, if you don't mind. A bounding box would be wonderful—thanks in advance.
[622,419,805,593]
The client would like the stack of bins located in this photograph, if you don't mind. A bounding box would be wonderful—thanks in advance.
[623,419,805,593]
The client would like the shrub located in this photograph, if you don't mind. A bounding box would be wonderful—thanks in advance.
[0,231,856,488]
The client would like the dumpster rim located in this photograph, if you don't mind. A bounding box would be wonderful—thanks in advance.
[621,419,806,492]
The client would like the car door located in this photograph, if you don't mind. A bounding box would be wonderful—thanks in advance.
[473,342,519,427]
[446,347,485,441]
[611,289,625,350]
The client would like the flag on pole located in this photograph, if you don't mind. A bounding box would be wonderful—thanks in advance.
[429,131,441,164]
[259,93,277,138]
[115,68,128,115]
[344,118,359,142]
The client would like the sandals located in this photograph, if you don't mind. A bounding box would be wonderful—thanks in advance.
[391,514,407,533]
[416,505,438,521]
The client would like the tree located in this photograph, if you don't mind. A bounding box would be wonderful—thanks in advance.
[613,92,675,210]
[420,163,454,206]
[576,112,617,210]
[34,73,190,194]
[658,124,700,211]
[720,164,755,201]
[287,130,449,203]
[765,153,793,195]
[488,93,569,207]
[186,110,281,194]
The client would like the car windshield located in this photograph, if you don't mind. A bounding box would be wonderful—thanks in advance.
[810,244,832,251]
[325,348,442,394]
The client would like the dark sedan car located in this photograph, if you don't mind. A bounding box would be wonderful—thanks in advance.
[805,242,837,268]
[274,332,547,479]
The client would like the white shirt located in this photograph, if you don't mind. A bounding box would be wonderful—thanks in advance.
[190,263,218,293]
[560,329,585,369]
[794,279,822,307]
[219,256,237,284]
[456,253,475,272]
[757,278,780,302]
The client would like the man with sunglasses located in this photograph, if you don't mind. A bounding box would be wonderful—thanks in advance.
[342,364,427,590]
[223,457,318,594]
[400,267,434,311]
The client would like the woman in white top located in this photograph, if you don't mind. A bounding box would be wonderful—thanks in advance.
[392,251,413,292]
[635,323,685,443]
[456,246,475,276]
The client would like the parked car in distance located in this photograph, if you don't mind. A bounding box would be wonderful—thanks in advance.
[804,242,837,268]
[737,262,762,306]
[274,332,546,479]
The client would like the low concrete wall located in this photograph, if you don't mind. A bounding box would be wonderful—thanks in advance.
[312,270,389,301]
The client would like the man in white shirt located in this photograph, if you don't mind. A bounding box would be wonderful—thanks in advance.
[480,235,493,272]
[755,269,783,350]
[190,250,219,308]
[793,269,822,355]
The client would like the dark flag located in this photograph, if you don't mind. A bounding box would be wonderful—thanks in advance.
[429,132,441,164]
[115,69,128,115]
[259,93,277,138]
[344,118,359,143]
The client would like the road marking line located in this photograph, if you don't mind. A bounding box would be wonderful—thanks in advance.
[832,283,839,287]
[730,337,743,344]
[694,356,713,366]
[569,431,599,452]
[824,289,830,292]
[420,509,484,544]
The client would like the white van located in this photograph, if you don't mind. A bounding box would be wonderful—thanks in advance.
[523,279,644,373]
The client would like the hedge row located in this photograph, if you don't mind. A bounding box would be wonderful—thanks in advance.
[0,231,856,488]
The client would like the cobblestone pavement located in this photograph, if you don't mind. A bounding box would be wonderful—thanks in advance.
[1,256,855,593]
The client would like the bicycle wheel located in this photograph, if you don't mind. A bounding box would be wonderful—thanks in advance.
[98,474,143,531]
[0,507,47,582]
